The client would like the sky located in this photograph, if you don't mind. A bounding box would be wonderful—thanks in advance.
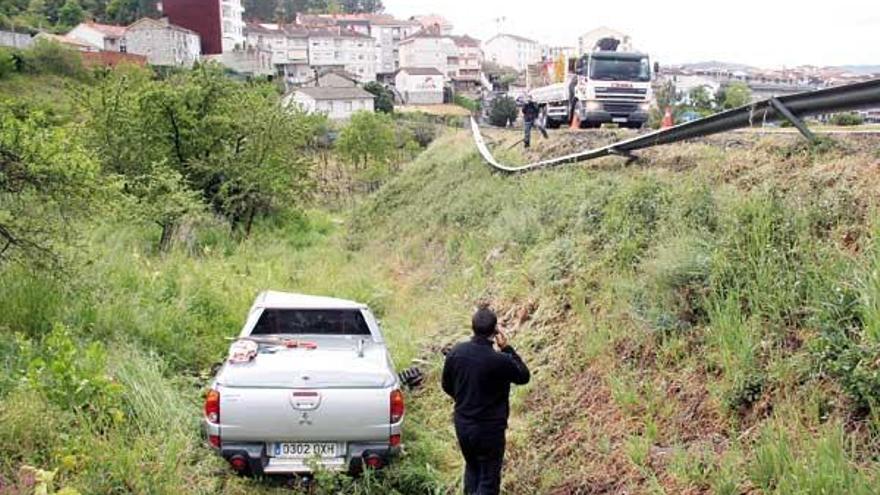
[382,0,880,68]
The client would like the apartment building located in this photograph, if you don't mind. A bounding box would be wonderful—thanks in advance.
[483,33,541,72]
[307,27,376,82]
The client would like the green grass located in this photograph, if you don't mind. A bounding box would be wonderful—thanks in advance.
[2,130,880,493]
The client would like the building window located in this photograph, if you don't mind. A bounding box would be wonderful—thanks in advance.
[345,101,352,112]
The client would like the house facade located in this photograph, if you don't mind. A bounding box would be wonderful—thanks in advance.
[449,35,482,92]
[307,27,376,82]
[284,86,375,119]
[398,30,449,78]
[483,33,541,72]
[126,18,200,67]
[395,67,444,104]
[67,22,127,52]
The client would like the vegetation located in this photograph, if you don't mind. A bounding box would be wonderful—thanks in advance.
[453,93,479,113]
[363,80,394,114]
[488,95,517,127]
[3,49,880,495]
[829,112,865,126]
[717,81,752,109]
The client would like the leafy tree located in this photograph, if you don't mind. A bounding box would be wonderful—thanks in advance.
[687,86,714,115]
[0,100,117,266]
[718,81,751,110]
[57,0,83,27]
[20,39,85,78]
[488,95,517,127]
[363,81,393,114]
[336,110,395,191]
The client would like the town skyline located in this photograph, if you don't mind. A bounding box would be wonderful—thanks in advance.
[383,0,880,69]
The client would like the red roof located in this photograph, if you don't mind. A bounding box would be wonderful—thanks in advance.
[84,21,127,38]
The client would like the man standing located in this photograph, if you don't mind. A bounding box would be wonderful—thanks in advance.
[521,95,548,149]
[442,308,531,495]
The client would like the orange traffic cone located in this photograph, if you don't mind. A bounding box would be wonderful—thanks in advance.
[570,112,581,130]
[661,107,674,128]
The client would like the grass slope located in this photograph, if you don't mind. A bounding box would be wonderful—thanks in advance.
[2,129,880,494]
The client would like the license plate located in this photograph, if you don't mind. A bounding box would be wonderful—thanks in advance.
[273,442,341,458]
[612,117,627,123]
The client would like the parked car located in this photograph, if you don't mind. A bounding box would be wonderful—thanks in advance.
[203,291,404,475]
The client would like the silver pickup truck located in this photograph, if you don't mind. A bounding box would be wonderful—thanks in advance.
[203,291,404,475]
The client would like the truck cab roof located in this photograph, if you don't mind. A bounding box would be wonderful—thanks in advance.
[253,291,367,311]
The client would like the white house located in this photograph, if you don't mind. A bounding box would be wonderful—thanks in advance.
[449,35,482,93]
[307,27,376,82]
[398,30,449,77]
[67,21,127,52]
[125,18,200,67]
[483,33,541,72]
[577,27,632,54]
[395,67,444,104]
[284,86,375,120]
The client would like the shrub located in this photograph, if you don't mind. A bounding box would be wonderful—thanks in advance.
[20,40,85,78]
[363,81,394,114]
[829,112,864,126]
[488,95,517,127]
[453,93,479,113]
[0,48,15,78]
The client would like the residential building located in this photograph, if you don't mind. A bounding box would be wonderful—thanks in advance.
[307,27,376,82]
[449,35,482,93]
[399,29,449,78]
[301,68,360,88]
[577,27,632,54]
[483,33,541,72]
[410,14,453,35]
[161,0,244,54]
[67,21,127,52]
[368,16,420,77]
[284,86,375,119]
[126,18,200,67]
[0,30,33,49]
[204,46,272,75]
[395,67,444,104]
[243,23,310,83]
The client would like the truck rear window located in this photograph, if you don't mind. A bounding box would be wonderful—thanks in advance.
[251,309,371,336]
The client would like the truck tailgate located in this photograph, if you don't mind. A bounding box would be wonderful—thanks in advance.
[220,386,391,442]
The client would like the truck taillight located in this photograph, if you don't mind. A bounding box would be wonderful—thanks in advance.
[205,389,220,424]
[390,389,404,423]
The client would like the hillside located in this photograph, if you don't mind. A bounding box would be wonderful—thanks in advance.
[2,76,880,494]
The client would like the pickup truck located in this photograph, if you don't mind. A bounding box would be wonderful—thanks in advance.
[203,291,404,475]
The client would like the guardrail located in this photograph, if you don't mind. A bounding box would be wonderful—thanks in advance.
[471,78,880,174]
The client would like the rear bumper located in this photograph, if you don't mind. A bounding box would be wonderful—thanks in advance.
[217,441,399,475]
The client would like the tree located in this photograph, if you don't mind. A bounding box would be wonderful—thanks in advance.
[363,81,393,114]
[57,0,83,27]
[336,110,395,191]
[687,86,714,115]
[719,81,751,110]
[0,100,118,266]
[488,95,517,127]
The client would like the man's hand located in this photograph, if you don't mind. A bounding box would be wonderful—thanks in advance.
[494,330,509,350]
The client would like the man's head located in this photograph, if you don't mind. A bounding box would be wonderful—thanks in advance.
[472,308,498,338]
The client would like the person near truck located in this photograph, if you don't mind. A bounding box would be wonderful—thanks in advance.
[442,308,531,495]
[521,94,548,149]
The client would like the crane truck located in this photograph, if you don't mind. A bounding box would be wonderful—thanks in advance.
[530,47,654,129]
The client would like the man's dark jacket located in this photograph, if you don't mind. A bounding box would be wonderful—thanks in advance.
[441,336,531,428]
[522,101,540,123]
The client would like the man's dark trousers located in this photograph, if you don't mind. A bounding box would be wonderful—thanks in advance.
[523,119,548,148]
[455,421,505,495]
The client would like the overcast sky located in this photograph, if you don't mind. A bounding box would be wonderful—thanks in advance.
[383,0,880,68]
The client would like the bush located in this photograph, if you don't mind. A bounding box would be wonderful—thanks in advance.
[488,95,518,127]
[363,81,394,114]
[19,40,85,78]
[829,112,864,126]
[453,93,479,113]
[0,48,15,78]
